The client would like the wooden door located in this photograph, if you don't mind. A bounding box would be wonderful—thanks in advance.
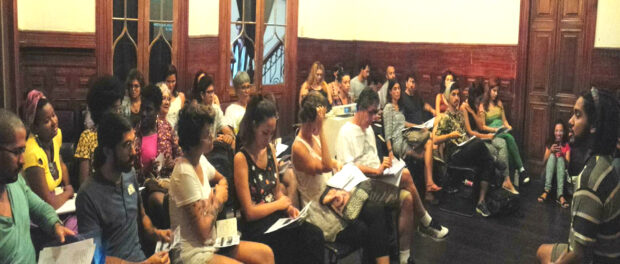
[523,0,597,173]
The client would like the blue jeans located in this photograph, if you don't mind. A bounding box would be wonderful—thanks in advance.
[544,155,566,196]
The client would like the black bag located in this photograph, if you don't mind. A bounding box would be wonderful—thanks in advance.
[486,188,520,217]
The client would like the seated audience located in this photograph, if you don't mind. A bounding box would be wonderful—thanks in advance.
[538,119,570,208]
[432,84,503,217]
[336,88,449,263]
[293,92,397,264]
[169,103,274,264]
[192,75,236,147]
[329,66,352,106]
[350,61,371,102]
[193,70,220,105]
[134,84,182,228]
[121,69,145,126]
[459,87,519,195]
[478,78,529,183]
[164,65,184,129]
[435,71,455,115]
[74,76,125,185]
[0,109,75,263]
[22,90,74,210]
[76,112,171,263]
[234,94,325,264]
[225,71,252,134]
[537,88,619,264]
[299,61,332,105]
[394,76,440,198]
[378,65,396,108]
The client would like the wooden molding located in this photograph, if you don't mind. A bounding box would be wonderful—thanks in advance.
[19,30,96,49]
[95,0,113,75]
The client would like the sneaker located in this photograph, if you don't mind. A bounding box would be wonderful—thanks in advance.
[407,256,416,264]
[417,219,449,241]
[520,170,530,184]
[476,201,491,217]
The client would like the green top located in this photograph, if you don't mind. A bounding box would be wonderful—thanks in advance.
[0,174,60,264]
[484,105,504,128]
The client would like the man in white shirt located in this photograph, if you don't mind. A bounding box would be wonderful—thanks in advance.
[193,75,236,147]
[336,88,448,264]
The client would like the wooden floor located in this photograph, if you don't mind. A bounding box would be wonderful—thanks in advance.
[410,179,571,264]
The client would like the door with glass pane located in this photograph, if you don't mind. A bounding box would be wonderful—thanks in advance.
[112,0,174,84]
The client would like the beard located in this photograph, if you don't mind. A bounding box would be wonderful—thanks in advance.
[0,170,19,185]
[114,153,135,173]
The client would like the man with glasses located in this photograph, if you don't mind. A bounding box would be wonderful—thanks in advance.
[76,112,170,263]
[192,74,236,147]
[335,88,449,264]
[0,109,75,263]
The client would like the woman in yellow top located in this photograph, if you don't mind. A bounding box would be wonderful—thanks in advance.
[22,90,74,210]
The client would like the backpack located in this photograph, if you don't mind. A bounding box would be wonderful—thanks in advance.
[486,188,521,217]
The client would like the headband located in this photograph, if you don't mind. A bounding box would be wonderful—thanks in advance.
[24,90,46,129]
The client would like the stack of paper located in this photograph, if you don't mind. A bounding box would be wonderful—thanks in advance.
[38,238,96,264]
[56,196,76,215]
[155,226,181,253]
[457,135,477,147]
[264,202,312,234]
[327,164,368,191]
[214,218,240,248]
[413,117,435,129]
[379,158,406,186]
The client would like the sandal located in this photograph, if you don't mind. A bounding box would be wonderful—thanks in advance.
[557,195,570,208]
[426,183,442,192]
[538,191,549,203]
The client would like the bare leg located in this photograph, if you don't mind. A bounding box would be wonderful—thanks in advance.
[424,139,441,191]
[398,193,414,251]
[400,170,426,218]
[536,244,554,264]
[376,256,390,264]
[223,241,274,264]
[209,254,241,264]
[478,181,489,204]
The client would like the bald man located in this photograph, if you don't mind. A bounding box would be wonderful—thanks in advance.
[378,66,396,108]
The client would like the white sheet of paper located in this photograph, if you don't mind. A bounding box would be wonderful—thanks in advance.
[155,153,165,172]
[155,226,181,253]
[213,218,240,248]
[264,202,312,234]
[413,117,435,129]
[457,135,477,147]
[38,238,95,264]
[379,158,406,186]
[327,164,368,192]
[56,197,76,215]
[276,143,288,157]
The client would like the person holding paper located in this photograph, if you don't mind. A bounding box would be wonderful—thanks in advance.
[21,90,75,212]
[235,95,324,264]
[76,113,170,263]
[459,86,519,195]
[336,88,449,264]
[432,84,505,217]
[169,103,274,264]
[0,109,75,263]
[478,77,528,184]
[133,84,182,228]
[293,92,393,264]
[384,78,441,200]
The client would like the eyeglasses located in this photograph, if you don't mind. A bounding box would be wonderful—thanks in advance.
[206,90,215,94]
[0,146,26,156]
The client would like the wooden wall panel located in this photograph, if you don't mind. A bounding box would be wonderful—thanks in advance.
[186,36,219,95]
[591,48,620,91]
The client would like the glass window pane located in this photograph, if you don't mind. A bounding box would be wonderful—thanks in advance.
[262,0,286,85]
[127,0,138,19]
[231,0,257,83]
[162,0,173,21]
[113,0,124,18]
[149,39,172,84]
[150,0,162,21]
[128,21,138,42]
[113,20,123,39]
[113,36,138,82]
[150,22,172,43]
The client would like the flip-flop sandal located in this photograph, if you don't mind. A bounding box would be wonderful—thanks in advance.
[557,195,570,208]
[537,191,549,203]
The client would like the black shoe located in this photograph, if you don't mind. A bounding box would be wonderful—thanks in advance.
[476,201,491,217]
[407,256,416,264]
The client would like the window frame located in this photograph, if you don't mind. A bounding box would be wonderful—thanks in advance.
[217,0,298,99]
[96,0,188,89]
